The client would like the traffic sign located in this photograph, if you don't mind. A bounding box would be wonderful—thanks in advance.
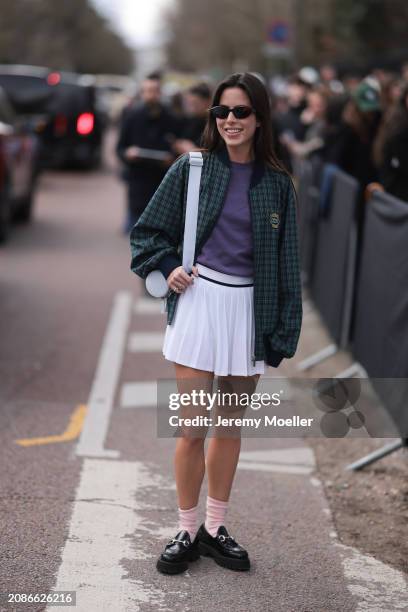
[267,20,290,46]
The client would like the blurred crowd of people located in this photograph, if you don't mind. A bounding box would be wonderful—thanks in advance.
[273,62,408,204]
[116,72,211,232]
[116,63,408,233]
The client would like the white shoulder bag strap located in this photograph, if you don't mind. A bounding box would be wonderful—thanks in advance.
[150,151,203,310]
[182,151,203,273]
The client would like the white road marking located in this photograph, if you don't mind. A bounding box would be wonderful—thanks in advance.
[76,291,132,458]
[47,459,173,612]
[335,540,408,611]
[306,467,408,611]
[128,332,164,352]
[240,447,315,465]
[134,298,164,315]
[120,381,157,408]
[237,461,313,474]
[238,447,316,475]
[256,377,293,398]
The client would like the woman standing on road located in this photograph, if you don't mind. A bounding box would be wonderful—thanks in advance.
[130,72,302,575]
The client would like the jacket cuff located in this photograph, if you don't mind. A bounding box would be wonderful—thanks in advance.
[158,254,182,279]
[265,350,285,368]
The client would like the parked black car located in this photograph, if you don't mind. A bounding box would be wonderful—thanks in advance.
[0,86,40,242]
[0,65,105,170]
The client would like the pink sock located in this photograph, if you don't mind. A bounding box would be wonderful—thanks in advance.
[178,504,198,540]
[205,495,229,537]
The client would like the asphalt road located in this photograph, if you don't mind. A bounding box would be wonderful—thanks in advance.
[0,132,406,612]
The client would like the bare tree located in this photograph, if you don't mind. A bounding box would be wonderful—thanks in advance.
[0,0,134,74]
[163,0,269,75]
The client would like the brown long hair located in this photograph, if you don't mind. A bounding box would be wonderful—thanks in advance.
[201,72,287,174]
[342,99,382,144]
[373,83,408,167]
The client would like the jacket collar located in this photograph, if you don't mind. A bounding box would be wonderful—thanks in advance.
[215,142,265,189]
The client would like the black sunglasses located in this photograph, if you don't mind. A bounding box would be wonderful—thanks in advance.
[209,105,256,119]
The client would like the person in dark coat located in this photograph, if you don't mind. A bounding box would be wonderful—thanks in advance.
[172,82,212,154]
[116,74,179,233]
[326,79,382,190]
[373,84,408,202]
[275,76,309,142]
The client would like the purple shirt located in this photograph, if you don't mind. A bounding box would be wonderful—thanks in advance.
[196,160,254,276]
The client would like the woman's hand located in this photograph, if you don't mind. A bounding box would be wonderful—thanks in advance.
[167,265,199,293]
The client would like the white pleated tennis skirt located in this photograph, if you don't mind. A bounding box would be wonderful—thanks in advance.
[162,263,265,376]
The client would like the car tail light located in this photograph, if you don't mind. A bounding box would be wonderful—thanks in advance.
[47,72,61,86]
[76,113,94,135]
[54,114,67,136]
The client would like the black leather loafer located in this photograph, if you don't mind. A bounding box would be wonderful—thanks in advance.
[156,529,200,575]
[196,523,250,571]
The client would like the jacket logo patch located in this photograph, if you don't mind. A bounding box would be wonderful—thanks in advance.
[270,212,280,229]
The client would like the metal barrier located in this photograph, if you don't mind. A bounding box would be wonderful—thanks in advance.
[298,160,320,285]
[296,171,408,468]
[298,166,359,370]
[347,190,408,466]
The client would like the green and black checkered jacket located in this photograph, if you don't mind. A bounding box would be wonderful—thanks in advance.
[130,145,302,368]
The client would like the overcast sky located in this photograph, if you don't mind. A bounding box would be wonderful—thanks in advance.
[91,0,173,48]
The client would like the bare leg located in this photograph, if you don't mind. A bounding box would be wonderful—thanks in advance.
[173,363,214,509]
[206,374,260,501]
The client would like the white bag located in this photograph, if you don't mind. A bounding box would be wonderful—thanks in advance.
[145,269,170,298]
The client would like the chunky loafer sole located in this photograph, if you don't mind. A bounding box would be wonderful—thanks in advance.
[156,546,200,575]
[198,541,250,571]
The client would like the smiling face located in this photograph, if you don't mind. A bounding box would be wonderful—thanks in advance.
[216,87,260,158]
